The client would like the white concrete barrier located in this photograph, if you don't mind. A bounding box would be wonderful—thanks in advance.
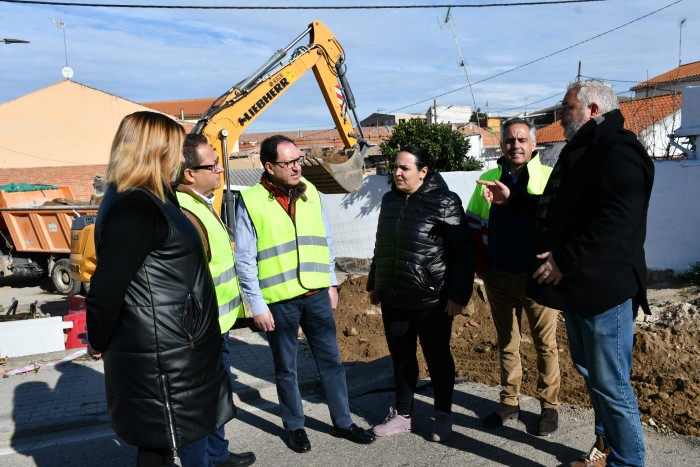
[322,161,700,273]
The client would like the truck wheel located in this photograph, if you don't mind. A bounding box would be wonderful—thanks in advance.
[52,258,81,295]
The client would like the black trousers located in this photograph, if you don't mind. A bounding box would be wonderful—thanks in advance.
[136,446,174,466]
[381,301,455,415]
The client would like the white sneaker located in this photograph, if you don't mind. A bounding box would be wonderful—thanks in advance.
[373,407,412,437]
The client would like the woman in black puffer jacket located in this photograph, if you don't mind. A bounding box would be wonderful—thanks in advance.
[367,146,475,443]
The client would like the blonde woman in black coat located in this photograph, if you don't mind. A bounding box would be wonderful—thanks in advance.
[87,111,236,466]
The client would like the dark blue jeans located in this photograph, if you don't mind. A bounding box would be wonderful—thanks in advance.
[178,334,232,466]
[564,299,645,467]
[267,288,352,430]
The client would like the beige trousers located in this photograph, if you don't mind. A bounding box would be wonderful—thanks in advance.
[482,266,560,408]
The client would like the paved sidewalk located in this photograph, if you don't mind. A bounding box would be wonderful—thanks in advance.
[2,329,699,466]
[0,327,392,444]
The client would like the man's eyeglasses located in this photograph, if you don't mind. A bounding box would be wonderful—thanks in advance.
[272,156,305,169]
[190,162,220,173]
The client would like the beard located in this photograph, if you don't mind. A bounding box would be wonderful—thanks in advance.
[562,113,587,140]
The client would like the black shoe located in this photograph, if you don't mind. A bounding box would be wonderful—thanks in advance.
[287,428,311,453]
[214,452,256,467]
[483,403,520,428]
[333,423,376,444]
[537,408,559,436]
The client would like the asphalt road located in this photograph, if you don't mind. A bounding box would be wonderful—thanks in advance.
[2,277,699,466]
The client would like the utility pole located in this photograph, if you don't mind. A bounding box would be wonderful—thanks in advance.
[577,61,581,83]
[679,18,686,68]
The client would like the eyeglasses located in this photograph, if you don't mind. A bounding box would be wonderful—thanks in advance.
[190,161,220,173]
[272,156,305,169]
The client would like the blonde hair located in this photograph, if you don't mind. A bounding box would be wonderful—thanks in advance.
[106,111,185,202]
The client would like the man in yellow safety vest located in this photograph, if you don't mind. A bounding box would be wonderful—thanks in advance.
[177,133,255,467]
[235,134,375,454]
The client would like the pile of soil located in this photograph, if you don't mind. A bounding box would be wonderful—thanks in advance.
[334,275,700,438]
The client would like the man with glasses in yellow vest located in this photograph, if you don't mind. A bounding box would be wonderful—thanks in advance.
[235,134,375,454]
[177,133,256,467]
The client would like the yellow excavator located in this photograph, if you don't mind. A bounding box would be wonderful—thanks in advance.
[70,20,368,294]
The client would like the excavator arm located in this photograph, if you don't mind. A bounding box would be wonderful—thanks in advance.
[70,21,368,294]
[192,20,368,203]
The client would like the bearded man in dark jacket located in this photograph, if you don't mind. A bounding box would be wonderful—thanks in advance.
[530,80,653,467]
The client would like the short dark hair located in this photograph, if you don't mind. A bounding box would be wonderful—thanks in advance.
[260,134,295,165]
[183,133,208,169]
[500,118,536,145]
[399,146,433,172]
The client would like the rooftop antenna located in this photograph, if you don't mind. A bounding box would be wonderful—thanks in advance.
[441,7,481,126]
[51,18,73,79]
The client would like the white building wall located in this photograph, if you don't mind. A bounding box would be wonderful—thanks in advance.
[638,111,681,158]
[645,160,700,271]
[322,161,700,273]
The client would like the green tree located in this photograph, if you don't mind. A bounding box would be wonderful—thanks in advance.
[379,118,483,172]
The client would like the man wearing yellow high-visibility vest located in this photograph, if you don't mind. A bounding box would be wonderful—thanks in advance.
[235,135,375,454]
[177,134,256,467]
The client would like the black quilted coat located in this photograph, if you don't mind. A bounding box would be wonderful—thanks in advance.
[89,188,236,450]
[367,171,475,310]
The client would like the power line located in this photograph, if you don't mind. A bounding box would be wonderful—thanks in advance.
[387,0,684,113]
[2,0,606,10]
[579,74,644,84]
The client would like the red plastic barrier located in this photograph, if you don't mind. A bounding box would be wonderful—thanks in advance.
[63,312,88,349]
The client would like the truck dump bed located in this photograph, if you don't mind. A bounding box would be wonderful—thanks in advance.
[0,188,98,255]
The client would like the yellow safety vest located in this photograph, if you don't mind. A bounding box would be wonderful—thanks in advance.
[177,191,242,332]
[240,181,331,304]
[466,152,552,245]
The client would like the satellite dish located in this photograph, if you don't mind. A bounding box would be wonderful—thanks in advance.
[62,66,74,79]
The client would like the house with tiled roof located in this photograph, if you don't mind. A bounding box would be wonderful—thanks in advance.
[140,97,216,122]
[535,93,682,162]
[631,60,700,99]
[457,123,501,169]
[0,80,166,200]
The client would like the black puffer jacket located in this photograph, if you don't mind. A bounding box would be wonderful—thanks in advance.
[88,187,236,450]
[367,171,475,310]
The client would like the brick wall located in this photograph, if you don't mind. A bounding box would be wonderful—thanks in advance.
[0,165,107,201]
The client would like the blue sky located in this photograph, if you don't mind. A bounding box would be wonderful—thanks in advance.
[2,0,698,132]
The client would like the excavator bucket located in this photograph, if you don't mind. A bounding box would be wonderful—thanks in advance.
[302,148,365,194]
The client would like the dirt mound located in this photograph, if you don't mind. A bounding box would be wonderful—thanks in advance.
[334,275,700,438]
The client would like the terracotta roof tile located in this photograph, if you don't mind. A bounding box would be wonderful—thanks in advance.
[536,93,682,143]
[631,60,700,90]
[139,98,216,118]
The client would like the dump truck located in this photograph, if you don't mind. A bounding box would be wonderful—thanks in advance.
[70,20,368,293]
[0,185,98,295]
